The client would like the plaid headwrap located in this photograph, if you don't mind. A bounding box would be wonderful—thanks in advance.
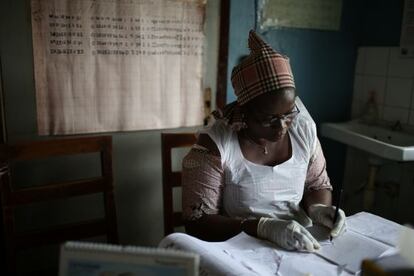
[212,31,295,130]
[232,30,295,105]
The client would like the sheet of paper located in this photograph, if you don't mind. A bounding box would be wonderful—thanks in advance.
[161,232,355,276]
[346,212,401,246]
[314,230,390,273]
[399,226,414,265]
[159,213,397,276]
[226,224,391,275]
[31,0,205,135]
[159,232,264,276]
[278,255,345,276]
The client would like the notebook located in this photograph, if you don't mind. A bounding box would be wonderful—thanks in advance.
[59,241,199,276]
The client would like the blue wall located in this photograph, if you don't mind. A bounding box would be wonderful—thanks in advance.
[226,0,403,193]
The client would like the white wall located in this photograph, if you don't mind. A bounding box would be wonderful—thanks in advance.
[351,47,414,127]
[343,47,414,224]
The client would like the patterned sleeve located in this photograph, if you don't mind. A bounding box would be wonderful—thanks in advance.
[305,138,333,191]
[182,144,224,221]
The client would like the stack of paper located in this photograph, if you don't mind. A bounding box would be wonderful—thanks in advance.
[159,212,400,276]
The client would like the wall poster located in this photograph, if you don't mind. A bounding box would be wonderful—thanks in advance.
[31,0,205,135]
[259,0,342,31]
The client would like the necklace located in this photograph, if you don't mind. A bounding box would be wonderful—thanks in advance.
[242,130,268,155]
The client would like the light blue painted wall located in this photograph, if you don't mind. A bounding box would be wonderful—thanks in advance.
[226,0,403,193]
[227,0,362,121]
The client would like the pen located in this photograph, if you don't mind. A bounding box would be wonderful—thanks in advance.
[330,188,343,241]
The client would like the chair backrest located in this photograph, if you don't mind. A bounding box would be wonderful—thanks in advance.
[0,136,118,274]
[161,133,197,236]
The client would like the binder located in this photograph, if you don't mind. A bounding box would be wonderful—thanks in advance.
[59,241,199,276]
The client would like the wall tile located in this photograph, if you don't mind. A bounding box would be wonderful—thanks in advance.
[411,88,414,109]
[383,106,409,123]
[364,47,390,76]
[385,78,413,108]
[355,100,384,121]
[409,111,414,126]
[353,75,364,101]
[355,48,366,74]
[379,104,384,120]
[362,76,386,105]
[388,48,414,78]
[351,100,361,118]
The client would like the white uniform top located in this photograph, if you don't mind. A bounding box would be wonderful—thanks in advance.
[203,99,317,220]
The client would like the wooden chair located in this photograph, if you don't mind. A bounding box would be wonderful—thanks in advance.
[161,133,197,236]
[0,136,118,274]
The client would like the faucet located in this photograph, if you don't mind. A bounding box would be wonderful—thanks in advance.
[391,120,403,131]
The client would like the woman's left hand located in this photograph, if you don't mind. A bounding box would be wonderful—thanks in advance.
[308,204,346,238]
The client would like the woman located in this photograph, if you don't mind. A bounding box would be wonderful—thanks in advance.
[182,31,346,252]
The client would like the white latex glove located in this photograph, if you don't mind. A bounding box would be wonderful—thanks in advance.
[266,201,313,228]
[257,217,320,252]
[308,204,346,238]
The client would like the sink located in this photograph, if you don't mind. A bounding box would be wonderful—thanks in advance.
[320,121,414,161]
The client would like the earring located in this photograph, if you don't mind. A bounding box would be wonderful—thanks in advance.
[241,113,248,129]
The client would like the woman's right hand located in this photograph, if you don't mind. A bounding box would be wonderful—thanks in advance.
[257,217,320,252]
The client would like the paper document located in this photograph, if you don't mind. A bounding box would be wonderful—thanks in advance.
[399,226,414,266]
[160,232,268,276]
[161,232,355,276]
[346,212,401,246]
[159,212,397,276]
[309,226,390,273]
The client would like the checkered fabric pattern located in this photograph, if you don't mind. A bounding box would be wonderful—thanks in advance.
[211,101,245,131]
[231,30,295,105]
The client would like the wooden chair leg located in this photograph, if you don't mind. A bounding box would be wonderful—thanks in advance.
[3,207,17,275]
[5,245,17,275]
[104,191,118,244]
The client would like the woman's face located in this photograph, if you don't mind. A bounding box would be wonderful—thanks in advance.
[244,88,297,142]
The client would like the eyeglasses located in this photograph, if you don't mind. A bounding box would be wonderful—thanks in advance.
[249,104,300,128]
